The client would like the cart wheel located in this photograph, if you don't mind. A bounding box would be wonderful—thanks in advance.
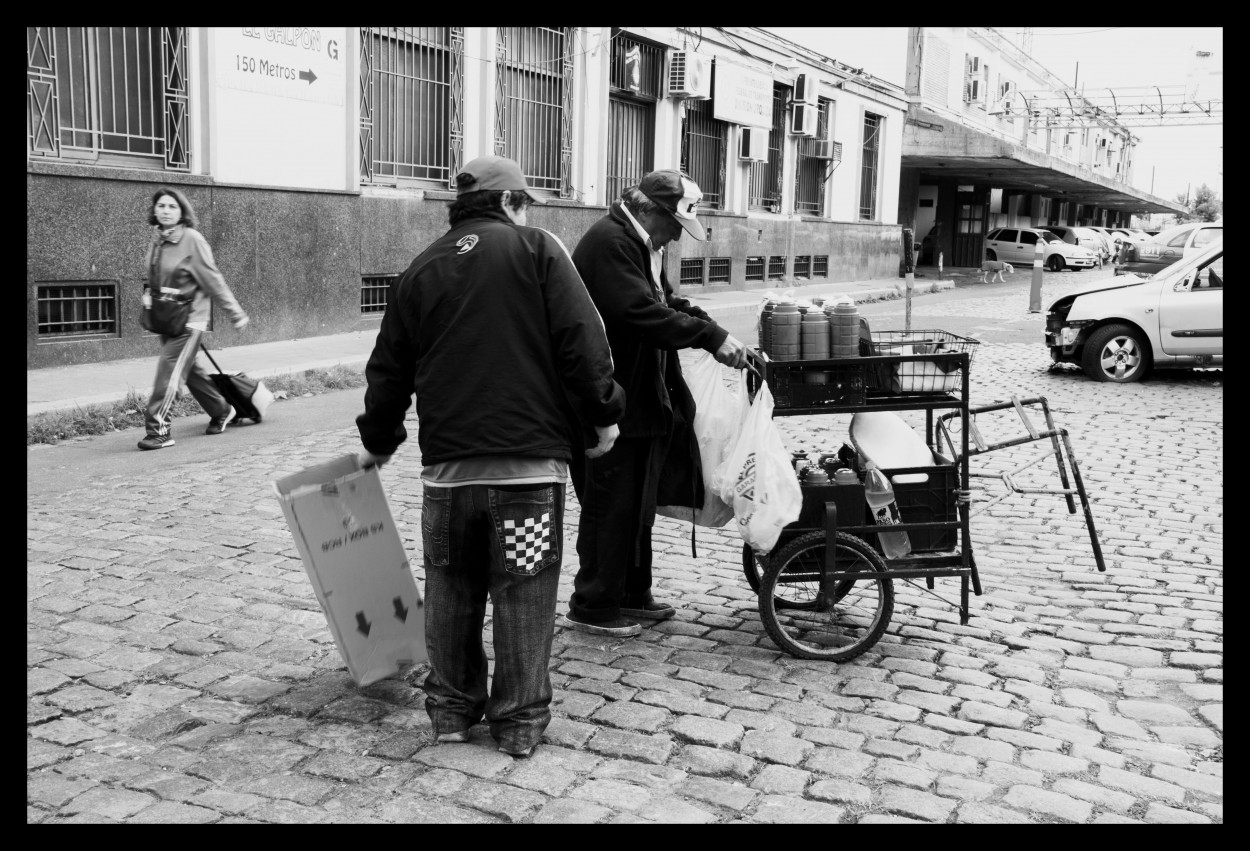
[759,531,893,662]
[742,544,766,593]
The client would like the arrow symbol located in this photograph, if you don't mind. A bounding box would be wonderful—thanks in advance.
[393,596,408,622]
[299,69,318,85]
[355,611,371,637]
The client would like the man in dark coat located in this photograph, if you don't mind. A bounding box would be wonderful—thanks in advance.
[560,170,749,637]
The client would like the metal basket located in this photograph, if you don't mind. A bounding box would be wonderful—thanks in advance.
[869,330,980,394]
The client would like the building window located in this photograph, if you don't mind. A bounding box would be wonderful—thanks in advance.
[745,256,765,282]
[749,85,787,211]
[37,282,117,338]
[496,26,574,196]
[768,256,787,281]
[606,34,662,204]
[680,97,726,209]
[361,275,396,315]
[794,255,812,279]
[813,255,829,278]
[360,27,464,187]
[859,112,882,221]
[794,100,833,216]
[27,27,189,171]
[679,258,706,288]
[708,257,731,284]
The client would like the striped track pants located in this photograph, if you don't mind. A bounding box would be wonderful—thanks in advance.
[143,329,230,437]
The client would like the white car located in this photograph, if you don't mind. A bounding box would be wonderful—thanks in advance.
[984,227,1098,271]
[1046,238,1223,382]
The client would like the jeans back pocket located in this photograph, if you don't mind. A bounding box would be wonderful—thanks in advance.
[488,485,562,576]
[421,486,452,567]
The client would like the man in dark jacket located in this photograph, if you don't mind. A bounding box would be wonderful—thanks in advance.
[357,156,625,758]
[560,170,749,637]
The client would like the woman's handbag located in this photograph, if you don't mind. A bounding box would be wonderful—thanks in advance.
[140,286,193,336]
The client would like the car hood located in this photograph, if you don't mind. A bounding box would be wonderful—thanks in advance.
[1064,273,1148,297]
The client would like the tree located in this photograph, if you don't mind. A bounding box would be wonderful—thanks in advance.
[1172,184,1222,224]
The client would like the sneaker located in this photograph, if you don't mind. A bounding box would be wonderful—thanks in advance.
[205,407,235,435]
[435,730,470,744]
[498,744,536,759]
[619,598,677,620]
[137,434,176,451]
[558,613,641,637]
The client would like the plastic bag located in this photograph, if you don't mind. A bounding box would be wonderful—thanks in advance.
[656,351,744,527]
[712,379,802,553]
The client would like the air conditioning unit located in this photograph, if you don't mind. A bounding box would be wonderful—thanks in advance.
[668,51,712,99]
[793,72,818,105]
[739,126,769,162]
[790,102,819,136]
[963,77,983,104]
[800,138,841,162]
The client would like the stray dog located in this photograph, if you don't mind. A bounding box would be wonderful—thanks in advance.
[980,259,1014,283]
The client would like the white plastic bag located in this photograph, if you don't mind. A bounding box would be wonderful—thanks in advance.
[712,379,803,553]
[656,351,743,528]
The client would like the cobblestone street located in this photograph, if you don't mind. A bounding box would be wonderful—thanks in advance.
[28,279,1222,824]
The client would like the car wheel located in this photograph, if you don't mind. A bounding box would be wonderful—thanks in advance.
[1081,323,1152,383]
[1047,254,1065,272]
[986,249,997,261]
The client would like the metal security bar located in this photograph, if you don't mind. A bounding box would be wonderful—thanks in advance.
[361,275,396,315]
[679,258,705,288]
[814,255,829,277]
[708,257,731,284]
[794,255,812,279]
[749,85,786,210]
[746,256,765,282]
[606,98,654,205]
[27,27,188,170]
[859,112,882,220]
[794,101,830,215]
[768,256,787,281]
[680,97,725,209]
[37,283,117,338]
[495,27,573,194]
[360,28,462,185]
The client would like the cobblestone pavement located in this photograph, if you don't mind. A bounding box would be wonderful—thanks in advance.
[28,279,1222,824]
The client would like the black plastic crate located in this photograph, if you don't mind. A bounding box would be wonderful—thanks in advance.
[765,359,867,410]
[882,463,959,552]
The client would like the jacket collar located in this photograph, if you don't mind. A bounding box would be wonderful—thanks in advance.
[609,202,652,250]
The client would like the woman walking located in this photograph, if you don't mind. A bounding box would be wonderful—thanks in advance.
[138,187,249,450]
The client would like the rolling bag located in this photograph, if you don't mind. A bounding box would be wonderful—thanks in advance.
[202,347,273,424]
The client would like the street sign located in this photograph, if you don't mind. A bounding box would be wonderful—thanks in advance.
[216,27,345,106]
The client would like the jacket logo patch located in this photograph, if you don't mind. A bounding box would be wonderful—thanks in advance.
[456,235,479,254]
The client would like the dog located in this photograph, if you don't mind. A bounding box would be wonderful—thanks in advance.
[980,259,1014,283]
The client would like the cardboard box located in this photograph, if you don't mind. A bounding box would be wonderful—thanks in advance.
[273,454,426,686]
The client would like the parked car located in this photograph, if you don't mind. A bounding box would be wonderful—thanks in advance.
[984,227,1098,271]
[1116,222,1223,275]
[1085,226,1126,254]
[1109,227,1150,244]
[1046,238,1223,382]
[1044,225,1112,264]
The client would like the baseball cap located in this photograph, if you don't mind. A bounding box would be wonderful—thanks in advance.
[454,156,542,203]
[639,170,706,241]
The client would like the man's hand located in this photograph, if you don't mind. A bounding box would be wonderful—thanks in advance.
[585,423,619,459]
[358,450,391,469]
[713,334,749,369]
[233,315,250,331]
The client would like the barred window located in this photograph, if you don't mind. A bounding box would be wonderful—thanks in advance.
[768,256,787,281]
[37,282,117,338]
[496,27,574,195]
[745,256,765,282]
[794,255,812,279]
[749,85,786,211]
[859,112,882,221]
[361,275,397,315]
[708,257,731,284]
[606,34,662,204]
[680,97,726,209]
[360,27,464,187]
[814,255,829,277]
[794,101,832,215]
[27,27,189,171]
[679,258,705,288]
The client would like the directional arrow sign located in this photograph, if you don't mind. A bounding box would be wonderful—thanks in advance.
[393,596,409,622]
[299,68,317,85]
[355,611,372,637]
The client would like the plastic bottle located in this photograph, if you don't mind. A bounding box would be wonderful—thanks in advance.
[830,298,861,358]
[801,464,830,486]
[771,297,801,361]
[863,462,911,559]
[801,304,831,384]
[759,298,775,357]
[833,467,859,485]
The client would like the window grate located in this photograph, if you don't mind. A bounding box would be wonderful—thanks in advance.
[814,255,829,277]
[768,256,787,281]
[361,275,397,315]
[794,101,831,215]
[708,257,731,284]
[745,256,765,282]
[859,112,882,220]
[679,258,705,287]
[495,27,574,195]
[749,85,786,210]
[680,97,726,209]
[794,255,812,279]
[37,282,117,338]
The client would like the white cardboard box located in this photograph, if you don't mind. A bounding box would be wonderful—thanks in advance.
[273,454,426,686]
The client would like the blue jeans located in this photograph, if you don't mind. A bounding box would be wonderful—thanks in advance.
[421,481,564,753]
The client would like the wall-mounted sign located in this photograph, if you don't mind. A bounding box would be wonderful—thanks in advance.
[712,60,773,127]
[216,27,345,106]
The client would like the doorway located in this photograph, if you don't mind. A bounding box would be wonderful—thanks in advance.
[954,189,986,267]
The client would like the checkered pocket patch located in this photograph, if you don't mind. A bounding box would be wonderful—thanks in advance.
[502,512,553,575]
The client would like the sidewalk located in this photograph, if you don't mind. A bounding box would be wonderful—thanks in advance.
[27,273,955,417]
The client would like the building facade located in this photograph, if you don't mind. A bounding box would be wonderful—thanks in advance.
[27,26,909,369]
